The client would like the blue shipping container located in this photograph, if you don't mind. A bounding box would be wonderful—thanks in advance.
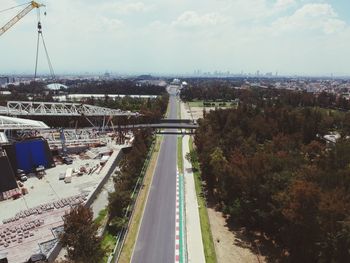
[15,139,49,173]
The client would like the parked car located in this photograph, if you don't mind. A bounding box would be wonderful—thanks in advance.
[16,169,25,174]
[26,253,47,263]
[35,165,45,172]
[63,157,73,165]
[20,175,28,182]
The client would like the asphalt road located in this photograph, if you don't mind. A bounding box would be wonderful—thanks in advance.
[131,87,178,263]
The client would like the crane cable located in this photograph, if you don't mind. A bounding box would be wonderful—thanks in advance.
[0,2,31,14]
[34,9,41,79]
[1,2,56,82]
[34,7,56,81]
[41,31,56,79]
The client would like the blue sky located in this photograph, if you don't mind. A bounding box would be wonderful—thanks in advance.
[330,0,350,22]
[1,0,350,76]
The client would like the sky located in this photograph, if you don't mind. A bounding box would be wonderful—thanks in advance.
[0,0,350,76]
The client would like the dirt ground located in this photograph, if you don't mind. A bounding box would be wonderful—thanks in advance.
[207,208,266,263]
[185,106,218,120]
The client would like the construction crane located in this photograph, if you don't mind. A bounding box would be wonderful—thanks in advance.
[0,1,45,37]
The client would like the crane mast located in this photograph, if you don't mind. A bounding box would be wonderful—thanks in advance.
[0,1,45,37]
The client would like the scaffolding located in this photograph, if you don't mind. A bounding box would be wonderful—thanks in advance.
[6,101,139,117]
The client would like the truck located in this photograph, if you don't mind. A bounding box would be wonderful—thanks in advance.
[64,168,73,183]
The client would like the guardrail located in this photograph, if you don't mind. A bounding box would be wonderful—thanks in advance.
[107,138,157,263]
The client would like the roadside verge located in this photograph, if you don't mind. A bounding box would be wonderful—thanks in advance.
[188,137,217,263]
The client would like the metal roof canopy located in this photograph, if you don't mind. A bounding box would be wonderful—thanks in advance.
[0,115,49,130]
[0,105,22,115]
[6,101,139,117]
[41,128,109,146]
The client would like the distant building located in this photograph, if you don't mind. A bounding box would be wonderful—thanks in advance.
[172,79,181,85]
[180,81,188,89]
[0,77,9,87]
[46,83,68,90]
[342,93,350,100]
[0,91,11,96]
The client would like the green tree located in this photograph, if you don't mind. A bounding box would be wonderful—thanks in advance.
[108,190,131,219]
[185,150,196,165]
[60,205,104,263]
[209,147,229,200]
[109,217,128,234]
[281,180,321,261]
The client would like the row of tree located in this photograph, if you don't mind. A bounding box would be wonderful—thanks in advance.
[68,80,166,95]
[1,79,167,106]
[108,128,153,233]
[180,81,350,111]
[194,102,350,262]
[94,94,169,123]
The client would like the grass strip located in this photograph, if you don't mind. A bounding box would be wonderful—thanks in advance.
[100,230,117,263]
[94,208,108,226]
[117,136,162,263]
[189,137,217,263]
[95,208,110,263]
[165,99,171,118]
[177,136,183,173]
[188,100,236,108]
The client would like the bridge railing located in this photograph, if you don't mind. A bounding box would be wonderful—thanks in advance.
[157,119,195,124]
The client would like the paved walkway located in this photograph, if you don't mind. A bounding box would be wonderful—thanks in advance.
[182,134,206,263]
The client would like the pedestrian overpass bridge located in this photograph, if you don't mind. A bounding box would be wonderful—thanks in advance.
[116,119,198,133]
[120,119,198,135]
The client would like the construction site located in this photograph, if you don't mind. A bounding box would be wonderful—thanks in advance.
[0,2,141,262]
[0,102,139,263]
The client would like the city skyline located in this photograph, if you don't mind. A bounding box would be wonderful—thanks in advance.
[1,0,350,75]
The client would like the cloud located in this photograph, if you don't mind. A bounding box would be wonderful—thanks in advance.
[93,17,124,33]
[274,0,295,10]
[101,1,152,15]
[272,3,346,34]
[0,0,350,75]
[172,11,227,27]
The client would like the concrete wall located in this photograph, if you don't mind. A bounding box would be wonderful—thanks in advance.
[85,149,124,207]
